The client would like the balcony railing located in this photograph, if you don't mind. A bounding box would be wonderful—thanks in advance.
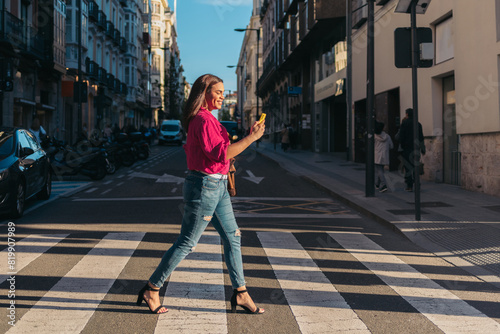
[105,21,114,38]
[97,11,106,31]
[21,25,44,60]
[113,29,120,45]
[114,78,121,93]
[98,67,107,84]
[120,82,128,95]
[0,10,24,48]
[142,32,150,46]
[119,37,127,53]
[88,1,99,22]
[106,73,115,87]
[86,58,98,78]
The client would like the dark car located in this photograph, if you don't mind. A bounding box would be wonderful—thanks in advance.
[220,121,239,142]
[0,127,52,218]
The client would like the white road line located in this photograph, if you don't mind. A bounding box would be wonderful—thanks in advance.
[0,234,68,284]
[73,197,184,202]
[8,232,145,334]
[101,189,112,195]
[330,232,500,334]
[257,231,370,334]
[85,187,98,193]
[235,213,359,219]
[156,231,227,334]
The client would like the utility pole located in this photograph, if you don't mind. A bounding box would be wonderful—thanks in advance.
[365,0,375,197]
[77,0,83,135]
[346,0,353,161]
[410,0,421,220]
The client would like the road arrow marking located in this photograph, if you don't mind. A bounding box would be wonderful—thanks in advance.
[130,172,184,184]
[242,170,264,184]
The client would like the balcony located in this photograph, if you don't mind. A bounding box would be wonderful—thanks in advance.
[106,73,115,87]
[120,82,128,95]
[97,11,106,31]
[105,21,114,38]
[98,67,107,84]
[142,32,151,46]
[16,24,44,61]
[113,29,120,45]
[119,37,127,53]
[88,1,99,22]
[86,58,98,79]
[114,78,121,93]
[0,10,24,53]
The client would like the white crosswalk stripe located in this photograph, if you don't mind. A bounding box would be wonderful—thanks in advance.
[258,231,370,334]
[330,231,500,333]
[3,231,500,333]
[0,234,68,284]
[156,231,227,334]
[7,232,144,334]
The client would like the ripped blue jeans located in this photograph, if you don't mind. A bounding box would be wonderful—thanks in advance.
[149,171,245,289]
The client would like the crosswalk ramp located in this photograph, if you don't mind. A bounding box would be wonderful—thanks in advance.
[1,231,499,333]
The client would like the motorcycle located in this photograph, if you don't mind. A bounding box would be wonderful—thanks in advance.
[46,138,109,180]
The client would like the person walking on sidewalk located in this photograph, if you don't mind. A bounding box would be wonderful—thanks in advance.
[280,124,290,152]
[397,108,425,192]
[375,121,393,193]
[136,74,265,315]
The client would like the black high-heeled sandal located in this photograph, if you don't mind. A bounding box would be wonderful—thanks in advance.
[230,289,264,314]
[136,283,169,314]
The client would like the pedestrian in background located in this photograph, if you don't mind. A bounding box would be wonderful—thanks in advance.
[29,117,47,144]
[281,124,290,152]
[137,74,265,315]
[374,121,393,193]
[397,108,425,192]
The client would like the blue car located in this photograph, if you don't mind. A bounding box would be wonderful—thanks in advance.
[0,127,52,218]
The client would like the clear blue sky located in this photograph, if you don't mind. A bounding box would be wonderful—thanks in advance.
[176,0,254,94]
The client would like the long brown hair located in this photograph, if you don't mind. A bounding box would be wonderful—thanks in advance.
[182,74,223,132]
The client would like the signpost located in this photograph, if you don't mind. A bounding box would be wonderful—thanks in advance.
[394,0,433,221]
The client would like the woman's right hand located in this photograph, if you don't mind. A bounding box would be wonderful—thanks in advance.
[250,120,265,141]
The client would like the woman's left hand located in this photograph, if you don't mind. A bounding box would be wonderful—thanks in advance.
[250,120,265,141]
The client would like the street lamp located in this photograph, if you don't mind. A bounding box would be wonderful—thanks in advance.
[235,28,260,122]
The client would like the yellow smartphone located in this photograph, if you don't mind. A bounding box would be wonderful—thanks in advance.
[258,113,266,124]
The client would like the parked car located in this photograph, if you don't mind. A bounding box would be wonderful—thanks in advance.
[220,121,239,142]
[159,120,184,146]
[0,127,52,218]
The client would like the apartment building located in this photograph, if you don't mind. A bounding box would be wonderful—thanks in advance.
[252,0,500,196]
[1,0,184,142]
[235,0,262,133]
[350,0,500,196]
[257,0,346,150]
[0,0,65,134]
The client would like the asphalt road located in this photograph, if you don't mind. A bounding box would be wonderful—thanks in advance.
[1,144,499,333]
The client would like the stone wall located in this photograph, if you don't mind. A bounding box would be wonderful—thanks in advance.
[421,136,444,183]
[461,133,500,197]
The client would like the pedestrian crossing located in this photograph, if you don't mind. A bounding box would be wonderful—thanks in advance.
[1,231,499,333]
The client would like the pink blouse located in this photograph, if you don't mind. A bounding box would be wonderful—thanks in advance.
[184,108,230,174]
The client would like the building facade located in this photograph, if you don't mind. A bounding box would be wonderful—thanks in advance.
[1,0,184,142]
[257,0,346,150]
[350,0,500,196]
[235,0,262,133]
[250,0,500,197]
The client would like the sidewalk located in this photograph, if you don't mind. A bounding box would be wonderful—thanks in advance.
[255,140,500,288]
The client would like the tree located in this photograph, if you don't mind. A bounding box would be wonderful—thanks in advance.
[165,55,181,120]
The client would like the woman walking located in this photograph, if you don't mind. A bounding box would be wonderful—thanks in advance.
[137,74,265,315]
[374,121,393,193]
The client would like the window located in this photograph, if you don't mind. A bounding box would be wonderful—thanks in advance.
[435,16,454,64]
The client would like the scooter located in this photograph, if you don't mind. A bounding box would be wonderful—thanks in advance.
[47,138,108,180]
